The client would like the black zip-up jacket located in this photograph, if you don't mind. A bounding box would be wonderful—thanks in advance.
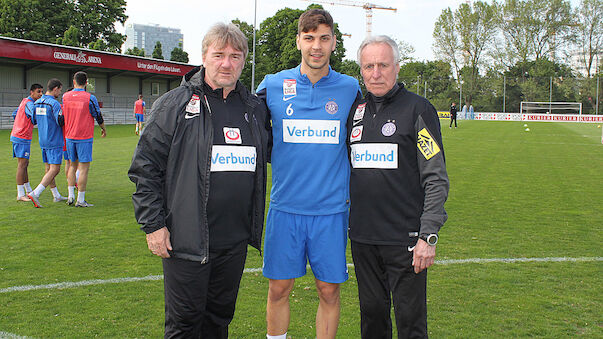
[347,83,449,245]
[128,67,269,263]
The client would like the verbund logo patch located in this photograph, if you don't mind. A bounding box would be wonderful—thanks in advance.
[350,143,398,169]
[210,145,257,172]
[282,119,340,144]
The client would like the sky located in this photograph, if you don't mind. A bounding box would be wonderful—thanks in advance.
[117,0,582,65]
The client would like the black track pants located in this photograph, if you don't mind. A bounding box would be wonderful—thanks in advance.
[351,241,428,339]
[162,241,248,339]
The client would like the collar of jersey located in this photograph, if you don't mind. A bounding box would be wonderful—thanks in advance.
[294,64,335,85]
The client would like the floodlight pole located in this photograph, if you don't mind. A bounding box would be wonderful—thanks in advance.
[597,75,600,115]
[503,75,506,113]
[251,0,257,92]
[549,77,552,114]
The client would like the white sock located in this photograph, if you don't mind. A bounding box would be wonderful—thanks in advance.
[24,182,32,193]
[77,191,86,203]
[33,184,46,197]
[50,187,61,198]
[76,170,80,182]
[267,333,287,339]
[17,185,26,197]
[68,186,76,199]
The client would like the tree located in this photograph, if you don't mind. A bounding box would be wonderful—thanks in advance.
[398,60,456,110]
[232,19,256,90]
[433,1,498,105]
[170,43,189,63]
[56,25,81,47]
[125,47,146,57]
[73,0,127,52]
[339,59,363,89]
[152,41,164,60]
[573,0,603,78]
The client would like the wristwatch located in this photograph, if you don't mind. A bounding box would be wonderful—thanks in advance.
[419,233,438,246]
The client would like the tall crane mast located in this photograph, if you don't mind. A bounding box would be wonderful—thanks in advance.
[302,0,397,37]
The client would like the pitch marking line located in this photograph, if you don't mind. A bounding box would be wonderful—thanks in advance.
[0,331,33,339]
[1,257,601,294]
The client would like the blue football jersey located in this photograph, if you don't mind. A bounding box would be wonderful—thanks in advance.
[35,94,64,149]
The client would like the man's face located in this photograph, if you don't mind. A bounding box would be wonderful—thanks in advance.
[360,43,400,97]
[51,86,63,99]
[203,42,245,91]
[296,24,336,71]
[30,88,43,101]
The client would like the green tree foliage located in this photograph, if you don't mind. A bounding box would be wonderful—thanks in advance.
[0,0,126,52]
[170,43,189,63]
[338,59,362,88]
[231,19,256,90]
[398,60,456,111]
[573,0,603,78]
[152,41,164,60]
[125,47,146,57]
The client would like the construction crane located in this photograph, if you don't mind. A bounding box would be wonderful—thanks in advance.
[302,0,397,37]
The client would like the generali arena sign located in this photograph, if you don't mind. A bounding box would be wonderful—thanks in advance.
[0,37,193,76]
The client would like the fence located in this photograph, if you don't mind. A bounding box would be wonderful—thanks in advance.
[0,108,137,130]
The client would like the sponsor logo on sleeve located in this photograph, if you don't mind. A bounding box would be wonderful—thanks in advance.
[185,94,200,117]
[350,143,398,169]
[353,103,366,121]
[350,125,363,143]
[210,145,257,172]
[35,107,47,116]
[282,119,340,144]
[417,128,441,160]
[223,127,242,144]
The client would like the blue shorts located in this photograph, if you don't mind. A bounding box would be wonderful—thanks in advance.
[66,140,93,162]
[12,143,31,159]
[263,208,349,283]
[41,147,63,165]
[136,114,144,123]
[63,150,69,161]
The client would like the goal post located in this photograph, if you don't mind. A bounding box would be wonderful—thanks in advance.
[520,101,582,115]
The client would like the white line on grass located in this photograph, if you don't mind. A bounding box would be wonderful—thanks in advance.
[1,257,601,294]
[0,331,33,339]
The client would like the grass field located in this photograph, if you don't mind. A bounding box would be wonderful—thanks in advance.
[0,121,601,338]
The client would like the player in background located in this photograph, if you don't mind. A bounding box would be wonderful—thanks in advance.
[62,71,107,207]
[256,9,361,339]
[134,94,145,135]
[27,79,68,207]
[11,83,43,201]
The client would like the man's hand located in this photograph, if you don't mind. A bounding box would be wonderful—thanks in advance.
[100,128,107,138]
[412,239,436,274]
[146,227,172,258]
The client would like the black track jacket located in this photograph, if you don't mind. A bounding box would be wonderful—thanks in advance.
[128,67,270,263]
[347,83,449,245]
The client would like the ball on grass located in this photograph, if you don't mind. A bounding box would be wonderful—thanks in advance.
[524,124,528,127]
[525,128,530,132]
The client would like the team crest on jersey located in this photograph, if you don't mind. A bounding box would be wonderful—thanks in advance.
[283,79,297,96]
[325,100,338,115]
[350,125,363,143]
[381,122,396,136]
[223,127,242,144]
[185,94,200,114]
[353,103,366,121]
[417,128,441,160]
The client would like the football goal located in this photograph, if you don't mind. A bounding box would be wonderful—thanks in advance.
[520,101,582,115]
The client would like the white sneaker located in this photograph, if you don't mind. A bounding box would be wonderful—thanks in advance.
[75,201,94,207]
[53,196,68,202]
[27,193,43,208]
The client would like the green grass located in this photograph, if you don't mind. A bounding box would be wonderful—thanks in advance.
[0,121,601,338]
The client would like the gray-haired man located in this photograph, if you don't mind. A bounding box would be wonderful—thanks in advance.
[129,22,269,338]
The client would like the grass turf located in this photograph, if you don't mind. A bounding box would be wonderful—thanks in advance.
[0,121,601,338]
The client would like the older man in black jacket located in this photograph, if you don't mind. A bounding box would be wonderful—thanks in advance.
[348,35,449,339]
[128,23,269,338]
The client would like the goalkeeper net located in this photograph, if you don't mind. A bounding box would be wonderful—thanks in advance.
[520,101,582,115]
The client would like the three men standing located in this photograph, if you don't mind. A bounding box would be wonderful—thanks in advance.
[129,23,269,338]
[348,35,449,339]
[257,9,360,339]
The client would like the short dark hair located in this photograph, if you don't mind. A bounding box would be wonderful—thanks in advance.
[74,71,88,86]
[298,9,334,34]
[30,83,43,91]
[47,78,62,91]
[138,94,143,99]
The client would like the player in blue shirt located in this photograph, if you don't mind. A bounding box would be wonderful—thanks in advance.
[257,9,360,339]
[27,79,67,208]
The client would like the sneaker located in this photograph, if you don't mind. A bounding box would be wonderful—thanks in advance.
[53,196,68,203]
[17,195,32,202]
[67,197,75,206]
[27,193,43,208]
[75,201,94,207]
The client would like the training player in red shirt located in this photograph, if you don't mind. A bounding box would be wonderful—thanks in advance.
[134,94,145,135]
[10,83,43,201]
[62,71,107,207]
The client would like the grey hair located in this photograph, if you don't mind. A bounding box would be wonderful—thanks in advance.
[357,35,400,66]
[202,22,249,60]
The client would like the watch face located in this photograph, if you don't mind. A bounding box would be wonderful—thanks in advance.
[427,234,438,245]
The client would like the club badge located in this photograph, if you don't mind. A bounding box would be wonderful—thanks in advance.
[381,122,396,136]
[350,125,363,143]
[325,100,338,115]
[223,127,242,144]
